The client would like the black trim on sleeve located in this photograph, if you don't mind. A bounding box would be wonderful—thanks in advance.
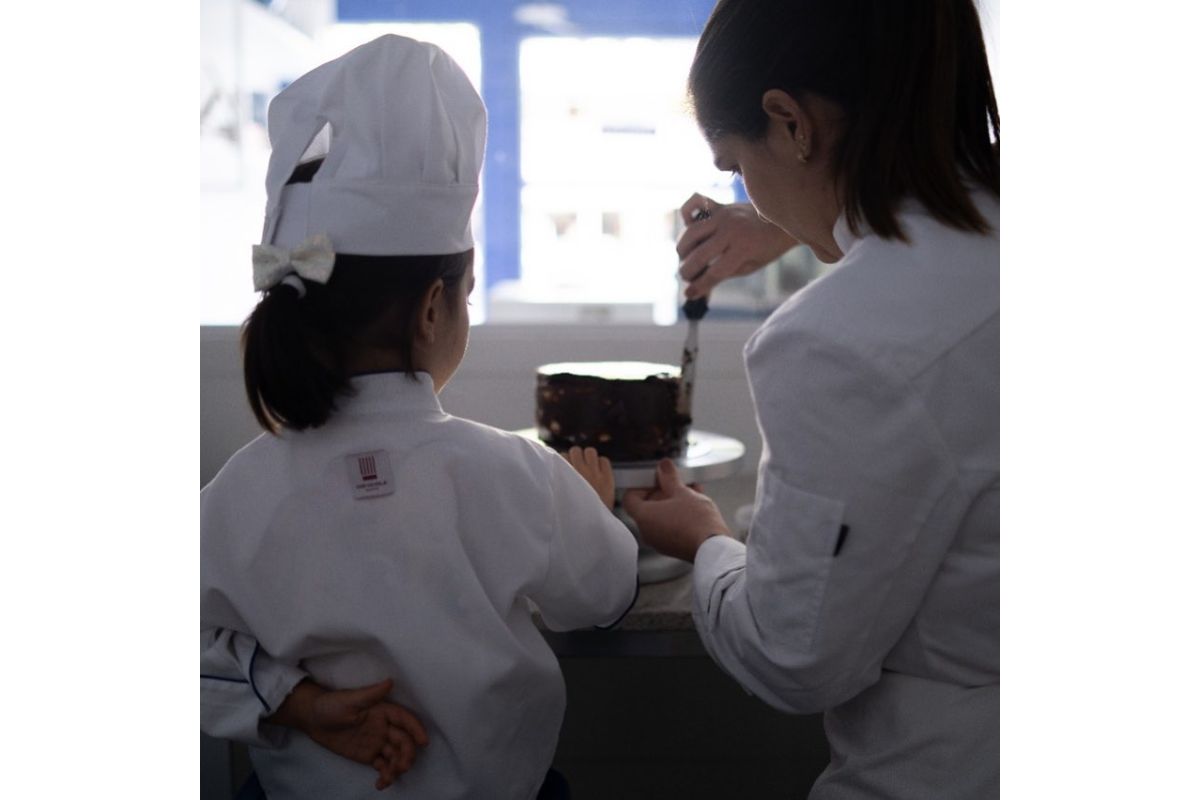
[200,674,250,684]
[594,579,640,631]
[248,642,270,711]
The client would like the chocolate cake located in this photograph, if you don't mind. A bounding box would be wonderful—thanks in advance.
[536,361,691,463]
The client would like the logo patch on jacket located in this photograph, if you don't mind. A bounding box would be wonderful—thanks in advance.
[346,450,394,499]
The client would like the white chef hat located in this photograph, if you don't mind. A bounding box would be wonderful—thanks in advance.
[257,34,486,274]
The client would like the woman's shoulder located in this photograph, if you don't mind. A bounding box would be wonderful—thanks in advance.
[749,202,998,381]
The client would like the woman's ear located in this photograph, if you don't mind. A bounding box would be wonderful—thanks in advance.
[761,88,814,161]
[416,278,445,343]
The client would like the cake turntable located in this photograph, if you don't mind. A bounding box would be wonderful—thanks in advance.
[516,428,746,583]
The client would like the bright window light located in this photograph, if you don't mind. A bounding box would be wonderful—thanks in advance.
[490,36,734,325]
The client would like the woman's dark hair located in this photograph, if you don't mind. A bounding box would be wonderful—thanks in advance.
[241,159,471,434]
[689,0,1000,240]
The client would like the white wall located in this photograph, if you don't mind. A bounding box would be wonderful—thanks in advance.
[201,322,766,495]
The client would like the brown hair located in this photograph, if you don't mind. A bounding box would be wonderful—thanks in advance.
[241,160,471,434]
[689,0,1000,240]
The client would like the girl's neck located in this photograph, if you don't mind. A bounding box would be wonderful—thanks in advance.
[346,350,407,375]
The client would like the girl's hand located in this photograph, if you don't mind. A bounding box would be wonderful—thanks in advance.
[269,678,429,790]
[622,459,731,562]
[676,194,799,299]
[566,446,616,510]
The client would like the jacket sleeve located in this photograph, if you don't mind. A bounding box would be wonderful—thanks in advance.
[529,451,639,631]
[692,329,965,713]
[200,627,308,746]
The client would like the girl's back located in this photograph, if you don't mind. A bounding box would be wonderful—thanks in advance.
[202,373,636,798]
[200,35,637,798]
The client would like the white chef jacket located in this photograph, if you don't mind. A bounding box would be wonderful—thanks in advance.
[693,191,999,799]
[200,372,638,800]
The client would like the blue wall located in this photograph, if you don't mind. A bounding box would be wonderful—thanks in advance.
[338,1,718,290]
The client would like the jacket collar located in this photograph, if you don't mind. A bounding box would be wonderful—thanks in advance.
[832,209,862,262]
[338,371,445,416]
[833,194,952,260]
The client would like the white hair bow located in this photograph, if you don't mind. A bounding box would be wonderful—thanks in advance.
[252,233,336,292]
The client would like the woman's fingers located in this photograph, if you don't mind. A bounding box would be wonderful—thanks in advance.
[678,232,725,283]
[622,487,650,514]
[655,458,684,492]
[676,211,715,259]
[684,260,726,299]
[680,193,720,226]
[678,201,798,298]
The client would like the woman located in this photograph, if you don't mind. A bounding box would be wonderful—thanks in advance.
[624,0,1000,797]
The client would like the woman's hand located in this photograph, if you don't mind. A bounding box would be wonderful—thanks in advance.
[622,459,732,563]
[676,193,799,299]
[566,446,616,510]
[268,678,429,790]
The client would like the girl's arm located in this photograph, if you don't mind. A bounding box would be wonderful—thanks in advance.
[201,627,307,746]
[531,450,639,631]
[201,628,426,790]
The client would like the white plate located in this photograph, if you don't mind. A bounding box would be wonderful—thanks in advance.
[513,429,746,489]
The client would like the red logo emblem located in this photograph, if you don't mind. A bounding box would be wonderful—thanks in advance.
[358,455,378,481]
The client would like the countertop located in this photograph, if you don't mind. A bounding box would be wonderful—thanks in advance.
[534,570,707,656]
[617,570,697,631]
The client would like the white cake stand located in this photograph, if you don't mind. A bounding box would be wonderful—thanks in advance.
[514,430,746,583]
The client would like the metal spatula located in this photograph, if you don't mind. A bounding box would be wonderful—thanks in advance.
[676,208,712,420]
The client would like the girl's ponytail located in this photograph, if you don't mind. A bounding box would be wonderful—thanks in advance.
[241,278,344,434]
[240,247,471,436]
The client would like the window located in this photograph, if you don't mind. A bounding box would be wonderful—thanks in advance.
[204,0,994,326]
[491,36,734,324]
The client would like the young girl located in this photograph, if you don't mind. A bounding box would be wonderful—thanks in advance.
[200,35,638,799]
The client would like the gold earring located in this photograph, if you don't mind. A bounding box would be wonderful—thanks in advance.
[796,136,809,164]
